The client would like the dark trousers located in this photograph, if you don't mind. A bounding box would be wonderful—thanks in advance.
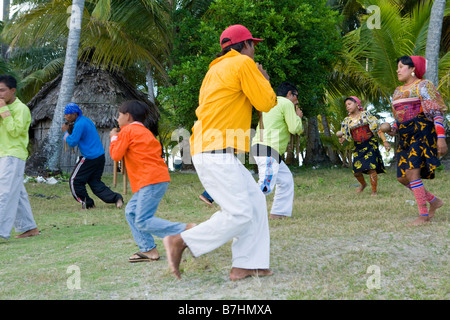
[70,154,122,209]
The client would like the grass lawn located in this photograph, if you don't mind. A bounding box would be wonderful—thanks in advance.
[0,166,448,300]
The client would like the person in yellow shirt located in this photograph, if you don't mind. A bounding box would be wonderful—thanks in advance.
[163,25,277,281]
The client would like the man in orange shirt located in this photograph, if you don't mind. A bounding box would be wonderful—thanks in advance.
[164,25,277,280]
[110,100,193,262]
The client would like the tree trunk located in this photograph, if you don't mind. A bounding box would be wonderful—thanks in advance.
[45,0,85,171]
[295,134,300,166]
[320,112,341,165]
[285,134,295,165]
[424,0,448,168]
[424,0,445,86]
[1,0,10,59]
[304,116,331,166]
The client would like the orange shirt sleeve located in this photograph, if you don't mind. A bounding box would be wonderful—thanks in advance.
[109,128,129,162]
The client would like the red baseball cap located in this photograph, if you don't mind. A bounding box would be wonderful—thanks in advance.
[220,24,263,49]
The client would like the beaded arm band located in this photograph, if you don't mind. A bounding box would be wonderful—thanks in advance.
[434,115,446,139]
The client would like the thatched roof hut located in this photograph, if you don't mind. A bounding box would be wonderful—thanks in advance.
[26,62,157,174]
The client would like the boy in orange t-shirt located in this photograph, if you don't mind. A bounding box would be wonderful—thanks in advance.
[110,100,192,262]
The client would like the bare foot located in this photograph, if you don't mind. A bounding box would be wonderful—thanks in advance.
[229,267,274,281]
[356,183,367,193]
[429,198,443,219]
[116,198,124,209]
[14,228,40,239]
[269,214,287,220]
[163,234,187,279]
[407,216,430,227]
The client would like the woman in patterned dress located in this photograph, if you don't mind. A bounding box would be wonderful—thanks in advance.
[339,96,390,195]
[386,55,447,226]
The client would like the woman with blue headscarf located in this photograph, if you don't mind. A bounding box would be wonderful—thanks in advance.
[62,103,123,209]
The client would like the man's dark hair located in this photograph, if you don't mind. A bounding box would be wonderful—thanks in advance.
[396,55,415,68]
[276,82,298,97]
[217,39,253,57]
[0,75,17,89]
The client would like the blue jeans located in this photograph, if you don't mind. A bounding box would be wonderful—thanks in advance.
[125,182,186,252]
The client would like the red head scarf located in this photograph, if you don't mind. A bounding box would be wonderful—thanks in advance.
[410,56,427,79]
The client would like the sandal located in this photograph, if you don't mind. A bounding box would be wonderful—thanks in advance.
[128,252,160,263]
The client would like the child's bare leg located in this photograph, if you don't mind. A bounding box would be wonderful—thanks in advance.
[354,172,366,193]
[369,170,377,196]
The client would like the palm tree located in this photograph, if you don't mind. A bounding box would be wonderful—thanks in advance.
[45,0,85,171]
[425,0,446,86]
[1,0,11,59]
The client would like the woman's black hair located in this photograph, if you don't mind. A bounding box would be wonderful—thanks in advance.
[396,55,415,68]
[344,97,358,104]
[217,38,253,57]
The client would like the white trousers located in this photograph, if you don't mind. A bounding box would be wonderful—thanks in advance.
[0,157,37,240]
[253,156,294,217]
[182,153,270,269]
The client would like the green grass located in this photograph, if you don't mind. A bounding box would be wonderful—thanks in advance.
[0,167,448,300]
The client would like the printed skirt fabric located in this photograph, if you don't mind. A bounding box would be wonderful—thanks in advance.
[352,136,386,174]
[396,113,440,179]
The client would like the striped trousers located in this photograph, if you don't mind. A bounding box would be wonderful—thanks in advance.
[70,154,122,209]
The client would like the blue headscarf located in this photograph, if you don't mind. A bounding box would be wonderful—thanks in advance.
[64,103,82,116]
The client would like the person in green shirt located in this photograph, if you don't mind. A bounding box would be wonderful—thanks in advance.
[0,75,39,239]
[251,81,303,219]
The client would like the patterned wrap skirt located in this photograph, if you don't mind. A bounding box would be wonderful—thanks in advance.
[396,113,440,179]
[352,136,386,175]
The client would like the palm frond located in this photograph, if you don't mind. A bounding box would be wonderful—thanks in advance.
[18,56,65,101]
[4,0,171,81]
